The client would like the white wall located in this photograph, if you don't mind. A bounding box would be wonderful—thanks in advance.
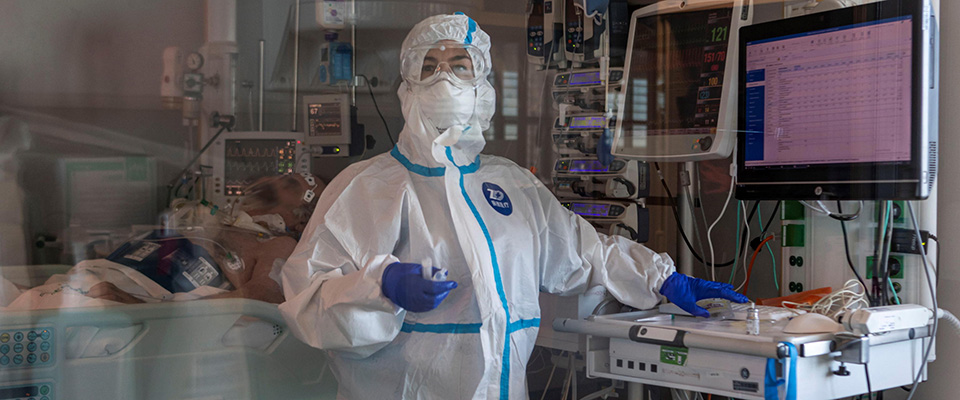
[0,0,205,109]
[0,0,206,262]
[915,0,959,396]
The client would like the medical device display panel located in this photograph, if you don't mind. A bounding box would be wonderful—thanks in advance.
[302,94,351,147]
[552,68,625,113]
[0,327,54,370]
[554,159,648,200]
[223,139,299,197]
[570,115,606,129]
[307,103,344,138]
[612,0,750,161]
[568,202,619,217]
[208,131,310,206]
[555,158,628,174]
[564,0,584,57]
[555,113,612,131]
[736,0,937,200]
[527,0,546,62]
[0,381,54,400]
[562,200,648,242]
[555,68,624,88]
[553,131,602,156]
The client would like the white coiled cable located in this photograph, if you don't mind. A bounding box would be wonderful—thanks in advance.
[938,309,960,337]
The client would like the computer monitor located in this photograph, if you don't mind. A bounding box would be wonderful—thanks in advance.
[735,0,938,200]
[611,0,752,161]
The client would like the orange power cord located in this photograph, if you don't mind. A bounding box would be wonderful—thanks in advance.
[742,235,776,294]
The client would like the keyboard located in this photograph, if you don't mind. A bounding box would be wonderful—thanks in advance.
[658,302,805,321]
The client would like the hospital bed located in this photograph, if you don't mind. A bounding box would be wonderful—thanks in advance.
[0,265,338,400]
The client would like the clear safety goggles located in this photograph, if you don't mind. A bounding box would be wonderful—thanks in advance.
[400,42,489,87]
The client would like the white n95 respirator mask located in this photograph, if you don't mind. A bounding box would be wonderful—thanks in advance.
[418,78,477,131]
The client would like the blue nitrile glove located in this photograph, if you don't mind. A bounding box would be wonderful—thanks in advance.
[658,272,750,318]
[382,262,458,312]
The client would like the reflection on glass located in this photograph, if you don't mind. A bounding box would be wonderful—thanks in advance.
[622,7,732,139]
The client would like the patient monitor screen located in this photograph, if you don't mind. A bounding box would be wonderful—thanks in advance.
[224,139,298,196]
[743,16,912,168]
[621,7,732,140]
[307,101,345,138]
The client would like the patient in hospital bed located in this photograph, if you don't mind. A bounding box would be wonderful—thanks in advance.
[1,173,324,310]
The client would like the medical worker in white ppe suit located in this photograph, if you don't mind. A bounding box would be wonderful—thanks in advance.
[279,13,749,399]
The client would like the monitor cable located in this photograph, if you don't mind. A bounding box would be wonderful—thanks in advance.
[653,162,758,270]
[706,173,736,280]
[879,201,895,305]
[356,74,395,148]
[799,199,861,221]
[167,114,235,203]
[837,201,873,305]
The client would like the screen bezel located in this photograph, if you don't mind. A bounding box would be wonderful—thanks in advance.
[736,0,927,200]
[611,0,746,162]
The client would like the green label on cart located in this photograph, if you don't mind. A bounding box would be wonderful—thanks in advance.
[660,346,688,366]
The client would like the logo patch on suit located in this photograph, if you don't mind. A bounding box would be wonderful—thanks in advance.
[482,182,512,216]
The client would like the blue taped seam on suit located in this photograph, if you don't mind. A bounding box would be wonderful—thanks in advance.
[391,146,445,176]
[458,14,477,44]
[401,322,482,334]
[391,146,480,176]
[507,318,541,333]
[445,146,512,399]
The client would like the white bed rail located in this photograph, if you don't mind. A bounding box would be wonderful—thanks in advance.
[0,298,338,399]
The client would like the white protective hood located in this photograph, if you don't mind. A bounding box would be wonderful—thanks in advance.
[395,13,497,169]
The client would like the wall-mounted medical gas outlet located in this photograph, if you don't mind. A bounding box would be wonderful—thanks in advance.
[866,255,905,280]
[779,201,928,304]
